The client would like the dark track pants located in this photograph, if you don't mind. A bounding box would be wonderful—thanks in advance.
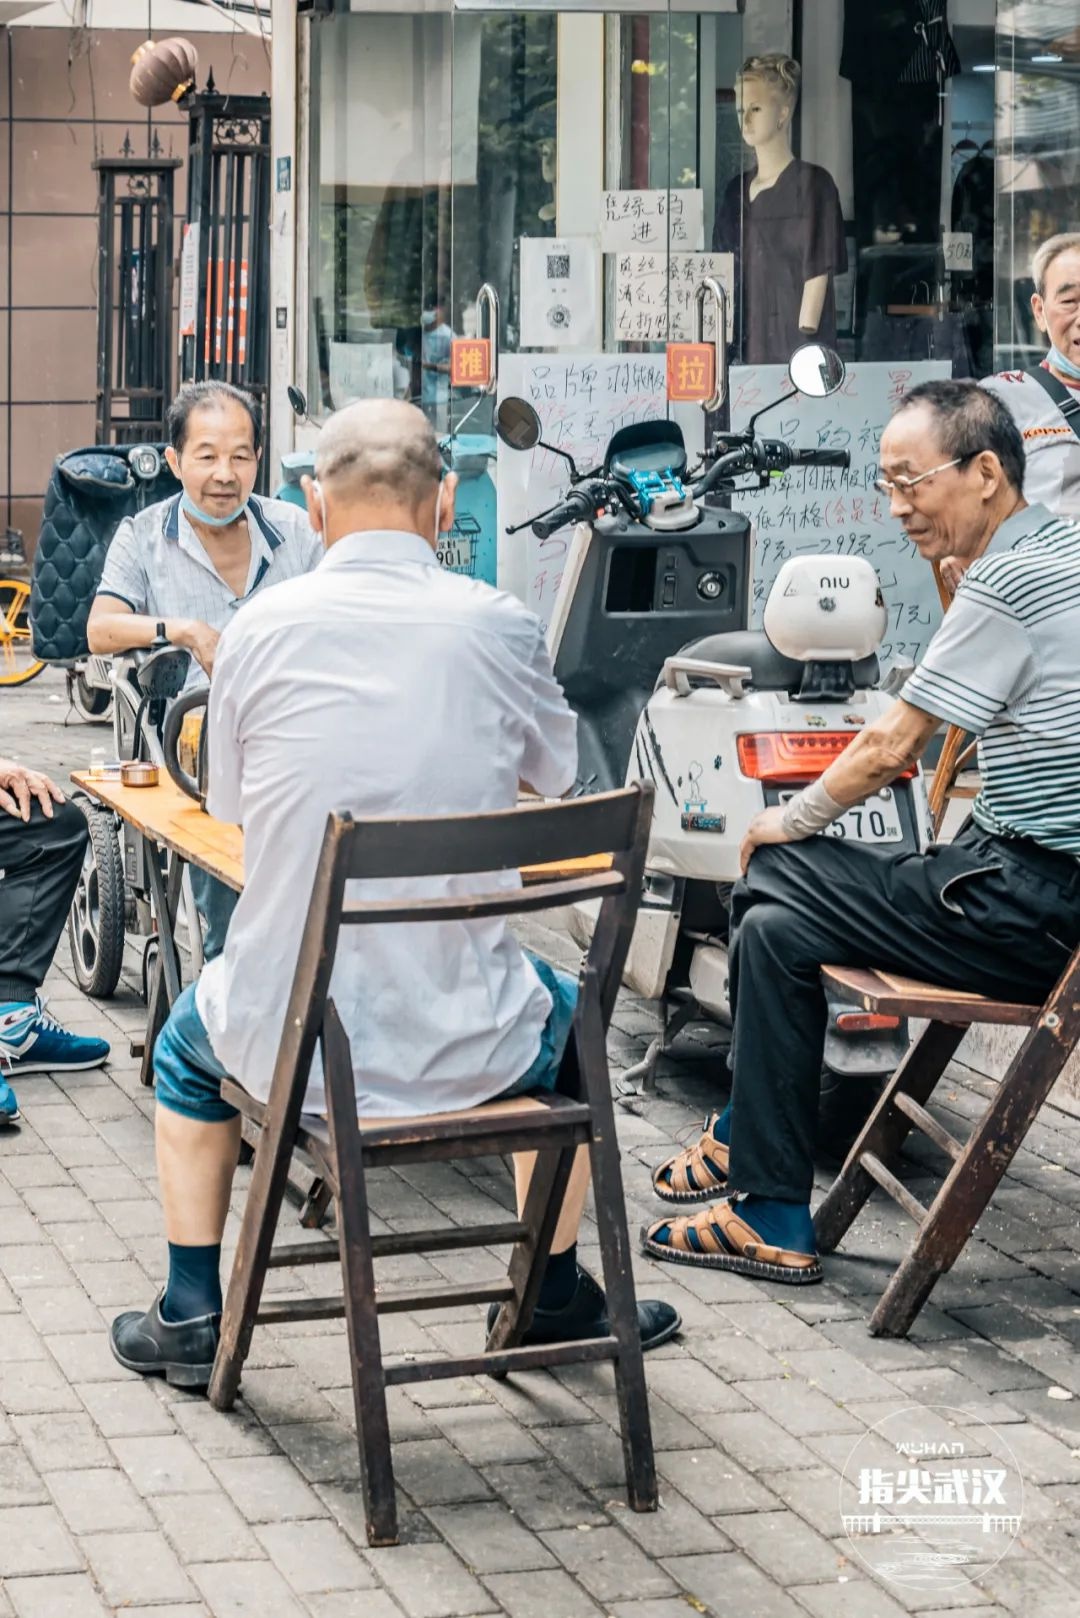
[0,800,88,1004]
[727,824,1080,1203]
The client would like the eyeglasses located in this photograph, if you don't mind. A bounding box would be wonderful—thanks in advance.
[873,456,970,498]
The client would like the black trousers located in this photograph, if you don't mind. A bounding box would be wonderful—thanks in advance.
[727,824,1080,1203]
[0,799,88,1004]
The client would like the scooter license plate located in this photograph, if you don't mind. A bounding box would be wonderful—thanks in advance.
[777,788,903,844]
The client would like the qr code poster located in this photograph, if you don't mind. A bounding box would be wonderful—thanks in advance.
[519,236,601,351]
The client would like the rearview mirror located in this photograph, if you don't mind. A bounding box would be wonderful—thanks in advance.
[287,385,309,421]
[788,344,845,399]
[494,396,542,452]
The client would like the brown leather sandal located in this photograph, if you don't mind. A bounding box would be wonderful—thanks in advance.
[651,1115,730,1204]
[640,1198,823,1285]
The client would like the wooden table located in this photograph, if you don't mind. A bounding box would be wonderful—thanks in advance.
[71,770,610,1090]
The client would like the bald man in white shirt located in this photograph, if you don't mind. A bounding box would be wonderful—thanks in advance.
[110,399,679,1388]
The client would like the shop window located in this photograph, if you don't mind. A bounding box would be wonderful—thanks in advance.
[995,0,1080,368]
[307,5,557,431]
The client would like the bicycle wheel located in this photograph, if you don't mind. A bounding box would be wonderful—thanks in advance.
[0,578,45,686]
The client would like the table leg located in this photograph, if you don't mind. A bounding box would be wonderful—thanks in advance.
[140,848,185,1088]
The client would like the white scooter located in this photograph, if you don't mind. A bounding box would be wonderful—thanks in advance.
[496,343,931,1108]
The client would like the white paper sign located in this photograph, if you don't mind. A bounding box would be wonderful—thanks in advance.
[613,250,735,344]
[328,341,394,408]
[178,223,199,338]
[519,237,601,350]
[600,189,704,252]
[497,353,669,625]
[943,231,974,273]
[729,361,951,662]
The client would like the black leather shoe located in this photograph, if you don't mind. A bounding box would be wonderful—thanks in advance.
[487,1265,680,1352]
[109,1292,220,1389]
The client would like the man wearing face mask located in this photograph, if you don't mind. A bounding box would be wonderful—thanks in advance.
[419,297,454,433]
[87,381,323,956]
[109,398,680,1386]
[980,235,1080,523]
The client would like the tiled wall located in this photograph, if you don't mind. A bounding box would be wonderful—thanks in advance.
[0,25,271,555]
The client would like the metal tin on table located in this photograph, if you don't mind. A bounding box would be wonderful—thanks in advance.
[120,761,159,788]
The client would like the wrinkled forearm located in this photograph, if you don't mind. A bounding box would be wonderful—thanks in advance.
[821,705,940,807]
[87,609,193,656]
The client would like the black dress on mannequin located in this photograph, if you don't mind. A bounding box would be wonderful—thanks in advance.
[714,160,847,365]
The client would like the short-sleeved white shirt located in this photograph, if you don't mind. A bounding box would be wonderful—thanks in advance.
[195,529,578,1116]
[96,494,323,686]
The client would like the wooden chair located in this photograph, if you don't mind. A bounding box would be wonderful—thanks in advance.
[206,785,658,1545]
[814,952,1080,1337]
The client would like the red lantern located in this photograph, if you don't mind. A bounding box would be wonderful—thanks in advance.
[130,37,199,108]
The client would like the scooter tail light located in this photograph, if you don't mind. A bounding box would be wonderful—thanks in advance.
[736,732,916,783]
[835,1011,902,1033]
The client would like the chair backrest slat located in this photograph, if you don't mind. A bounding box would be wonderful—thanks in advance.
[342,789,641,881]
[339,870,627,926]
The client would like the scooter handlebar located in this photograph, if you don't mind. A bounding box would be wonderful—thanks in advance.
[791,448,851,469]
[531,488,597,539]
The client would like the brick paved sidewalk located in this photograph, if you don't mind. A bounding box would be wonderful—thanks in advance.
[2,672,1080,1618]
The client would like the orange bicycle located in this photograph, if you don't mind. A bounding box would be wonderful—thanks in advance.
[0,578,44,686]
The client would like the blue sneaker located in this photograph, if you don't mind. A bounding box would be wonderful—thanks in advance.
[0,997,110,1076]
[0,1071,19,1125]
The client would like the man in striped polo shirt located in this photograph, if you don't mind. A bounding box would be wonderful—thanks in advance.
[643,379,1080,1285]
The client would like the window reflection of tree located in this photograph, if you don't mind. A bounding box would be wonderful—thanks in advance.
[364,17,558,344]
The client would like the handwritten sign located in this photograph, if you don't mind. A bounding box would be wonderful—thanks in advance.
[729,361,951,665]
[600,189,704,252]
[613,251,734,345]
[328,341,393,408]
[943,231,974,273]
[497,353,669,626]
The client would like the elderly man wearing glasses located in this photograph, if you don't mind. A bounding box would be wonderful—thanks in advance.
[642,379,1080,1286]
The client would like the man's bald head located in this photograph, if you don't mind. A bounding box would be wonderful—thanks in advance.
[305,398,455,548]
[316,399,442,505]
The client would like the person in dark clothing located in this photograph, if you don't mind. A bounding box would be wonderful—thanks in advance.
[714,53,846,364]
[0,759,110,1121]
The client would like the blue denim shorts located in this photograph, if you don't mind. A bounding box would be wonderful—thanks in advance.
[153,952,579,1124]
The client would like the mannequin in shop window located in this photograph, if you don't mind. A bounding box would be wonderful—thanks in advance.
[714,54,847,366]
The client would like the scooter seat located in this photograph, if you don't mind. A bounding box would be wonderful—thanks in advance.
[679,630,879,694]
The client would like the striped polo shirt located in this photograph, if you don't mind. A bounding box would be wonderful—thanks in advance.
[903,503,1080,857]
[97,493,323,688]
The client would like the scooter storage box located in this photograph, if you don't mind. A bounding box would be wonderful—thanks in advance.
[30,445,179,663]
[552,506,752,793]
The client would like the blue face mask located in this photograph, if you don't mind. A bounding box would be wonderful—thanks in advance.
[181,492,247,528]
[1049,343,1080,383]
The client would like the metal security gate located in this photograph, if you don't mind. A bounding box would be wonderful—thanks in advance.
[181,87,272,487]
[93,156,181,444]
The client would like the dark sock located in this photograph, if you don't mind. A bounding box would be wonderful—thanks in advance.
[737,1196,816,1255]
[711,1104,732,1146]
[161,1242,222,1322]
[538,1243,578,1311]
[0,983,35,1008]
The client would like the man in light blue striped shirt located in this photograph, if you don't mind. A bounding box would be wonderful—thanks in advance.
[87,382,322,957]
[644,380,1080,1287]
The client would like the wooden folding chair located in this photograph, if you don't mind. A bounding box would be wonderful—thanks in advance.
[206,785,658,1545]
[814,950,1080,1337]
